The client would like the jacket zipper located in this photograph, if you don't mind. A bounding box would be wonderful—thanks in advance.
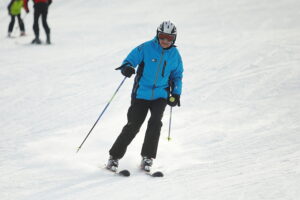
[151,50,165,99]
[162,61,167,77]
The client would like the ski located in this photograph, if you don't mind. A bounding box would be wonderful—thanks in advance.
[117,169,131,177]
[102,163,163,177]
[143,169,164,177]
[105,167,130,177]
[105,167,164,177]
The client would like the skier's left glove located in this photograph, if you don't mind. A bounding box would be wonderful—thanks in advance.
[115,64,135,78]
[121,66,135,78]
[167,94,180,107]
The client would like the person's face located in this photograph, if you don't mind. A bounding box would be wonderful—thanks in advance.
[159,38,173,49]
[158,32,175,49]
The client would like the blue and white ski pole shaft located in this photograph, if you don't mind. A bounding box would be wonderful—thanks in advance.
[77,77,127,153]
[167,106,173,141]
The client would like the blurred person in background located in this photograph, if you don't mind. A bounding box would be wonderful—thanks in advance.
[31,0,52,44]
[7,0,29,37]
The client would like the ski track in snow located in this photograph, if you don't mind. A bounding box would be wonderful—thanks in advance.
[1,0,300,200]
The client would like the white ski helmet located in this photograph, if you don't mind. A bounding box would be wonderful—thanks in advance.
[157,21,177,44]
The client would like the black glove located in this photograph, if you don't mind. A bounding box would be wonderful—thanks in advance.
[167,94,180,107]
[121,66,135,78]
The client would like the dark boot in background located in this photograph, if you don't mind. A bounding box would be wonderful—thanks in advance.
[31,37,41,44]
[46,34,51,44]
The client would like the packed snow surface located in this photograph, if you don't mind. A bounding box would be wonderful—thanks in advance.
[0,0,299,199]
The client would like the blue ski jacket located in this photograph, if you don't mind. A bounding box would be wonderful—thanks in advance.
[120,37,183,101]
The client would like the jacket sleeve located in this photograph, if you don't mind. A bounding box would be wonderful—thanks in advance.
[170,53,183,95]
[122,44,144,68]
[23,0,29,12]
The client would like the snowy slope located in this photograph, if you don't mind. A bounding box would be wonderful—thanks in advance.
[1,0,300,199]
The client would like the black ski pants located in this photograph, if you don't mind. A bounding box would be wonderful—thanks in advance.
[109,98,167,159]
[8,15,25,33]
[33,3,50,38]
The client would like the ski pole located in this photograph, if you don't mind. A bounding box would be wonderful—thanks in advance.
[77,77,127,153]
[167,106,173,141]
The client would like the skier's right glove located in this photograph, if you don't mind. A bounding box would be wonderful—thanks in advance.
[121,66,135,78]
[167,94,181,107]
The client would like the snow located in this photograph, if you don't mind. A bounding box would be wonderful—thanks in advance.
[1,0,300,199]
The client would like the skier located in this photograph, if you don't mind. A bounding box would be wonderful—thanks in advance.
[31,0,52,44]
[106,21,183,172]
[7,0,29,37]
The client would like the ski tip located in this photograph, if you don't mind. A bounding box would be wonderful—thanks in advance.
[119,169,130,177]
[151,171,164,177]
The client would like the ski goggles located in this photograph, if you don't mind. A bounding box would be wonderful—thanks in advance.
[158,32,176,42]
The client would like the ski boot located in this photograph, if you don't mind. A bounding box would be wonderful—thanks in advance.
[141,157,153,172]
[8,32,12,38]
[31,37,41,44]
[106,156,119,172]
